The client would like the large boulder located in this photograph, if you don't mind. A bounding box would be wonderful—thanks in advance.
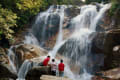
[92,67,120,80]
[92,29,120,70]
[15,44,48,71]
[0,64,17,79]
[102,68,120,80]
[25,66,51,80]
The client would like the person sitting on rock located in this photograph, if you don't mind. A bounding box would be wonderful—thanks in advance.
[58,59,65,77]
[50,59,57,76]
[43,55,50,66]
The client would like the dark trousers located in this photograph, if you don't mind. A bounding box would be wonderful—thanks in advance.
[51,70,56,76]
[38,62,43,66]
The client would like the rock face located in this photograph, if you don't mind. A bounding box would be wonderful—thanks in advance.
[92,29,120,70]
[0,64,17,79]
[15,44,48,71]
[26,66,51,80]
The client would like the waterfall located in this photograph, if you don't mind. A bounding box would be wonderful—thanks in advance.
[24,6,54,45]
[24,5,66,47]
[59,4,111,80]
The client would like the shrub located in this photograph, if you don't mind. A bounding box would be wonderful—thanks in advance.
[0,5,17,40]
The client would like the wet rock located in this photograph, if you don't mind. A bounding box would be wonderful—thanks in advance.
[102,68,120,80]
[26,66,51,80]
[15,44,48,71]
[92,68,120,80]
[96,9,120,32]
[32,13,60,47]
[96,10,112,32]
[92,29,120,70]
[45,28,71,49]
[65,6,80,19]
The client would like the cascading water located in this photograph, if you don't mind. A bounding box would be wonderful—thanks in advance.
[59,4,111,80]
[49,5,66,57]
[24,5,66,47]
[8,46,17,73]
[24,6,54,46]
[17,60,32,79]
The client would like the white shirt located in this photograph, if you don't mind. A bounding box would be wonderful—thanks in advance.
[51,62,57,71]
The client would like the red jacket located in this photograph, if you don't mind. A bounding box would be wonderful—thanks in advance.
[43,57,50,66]
[58,63,65,71]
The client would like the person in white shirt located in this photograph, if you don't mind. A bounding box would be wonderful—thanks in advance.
[50,59,57,76]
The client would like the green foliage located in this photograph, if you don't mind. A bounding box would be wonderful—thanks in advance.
[0,5,17,40]
[15,0,45,26]
[16,0,43,14]
[109,0,120,16]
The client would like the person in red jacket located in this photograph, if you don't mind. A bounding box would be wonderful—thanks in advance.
[58,59,65,77]
[43,56,50,66]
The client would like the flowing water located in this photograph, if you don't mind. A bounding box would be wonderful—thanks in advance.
[48,5,66,57]
[8,46,17,73]
[61,4,111,80]
[7,4,111,80]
